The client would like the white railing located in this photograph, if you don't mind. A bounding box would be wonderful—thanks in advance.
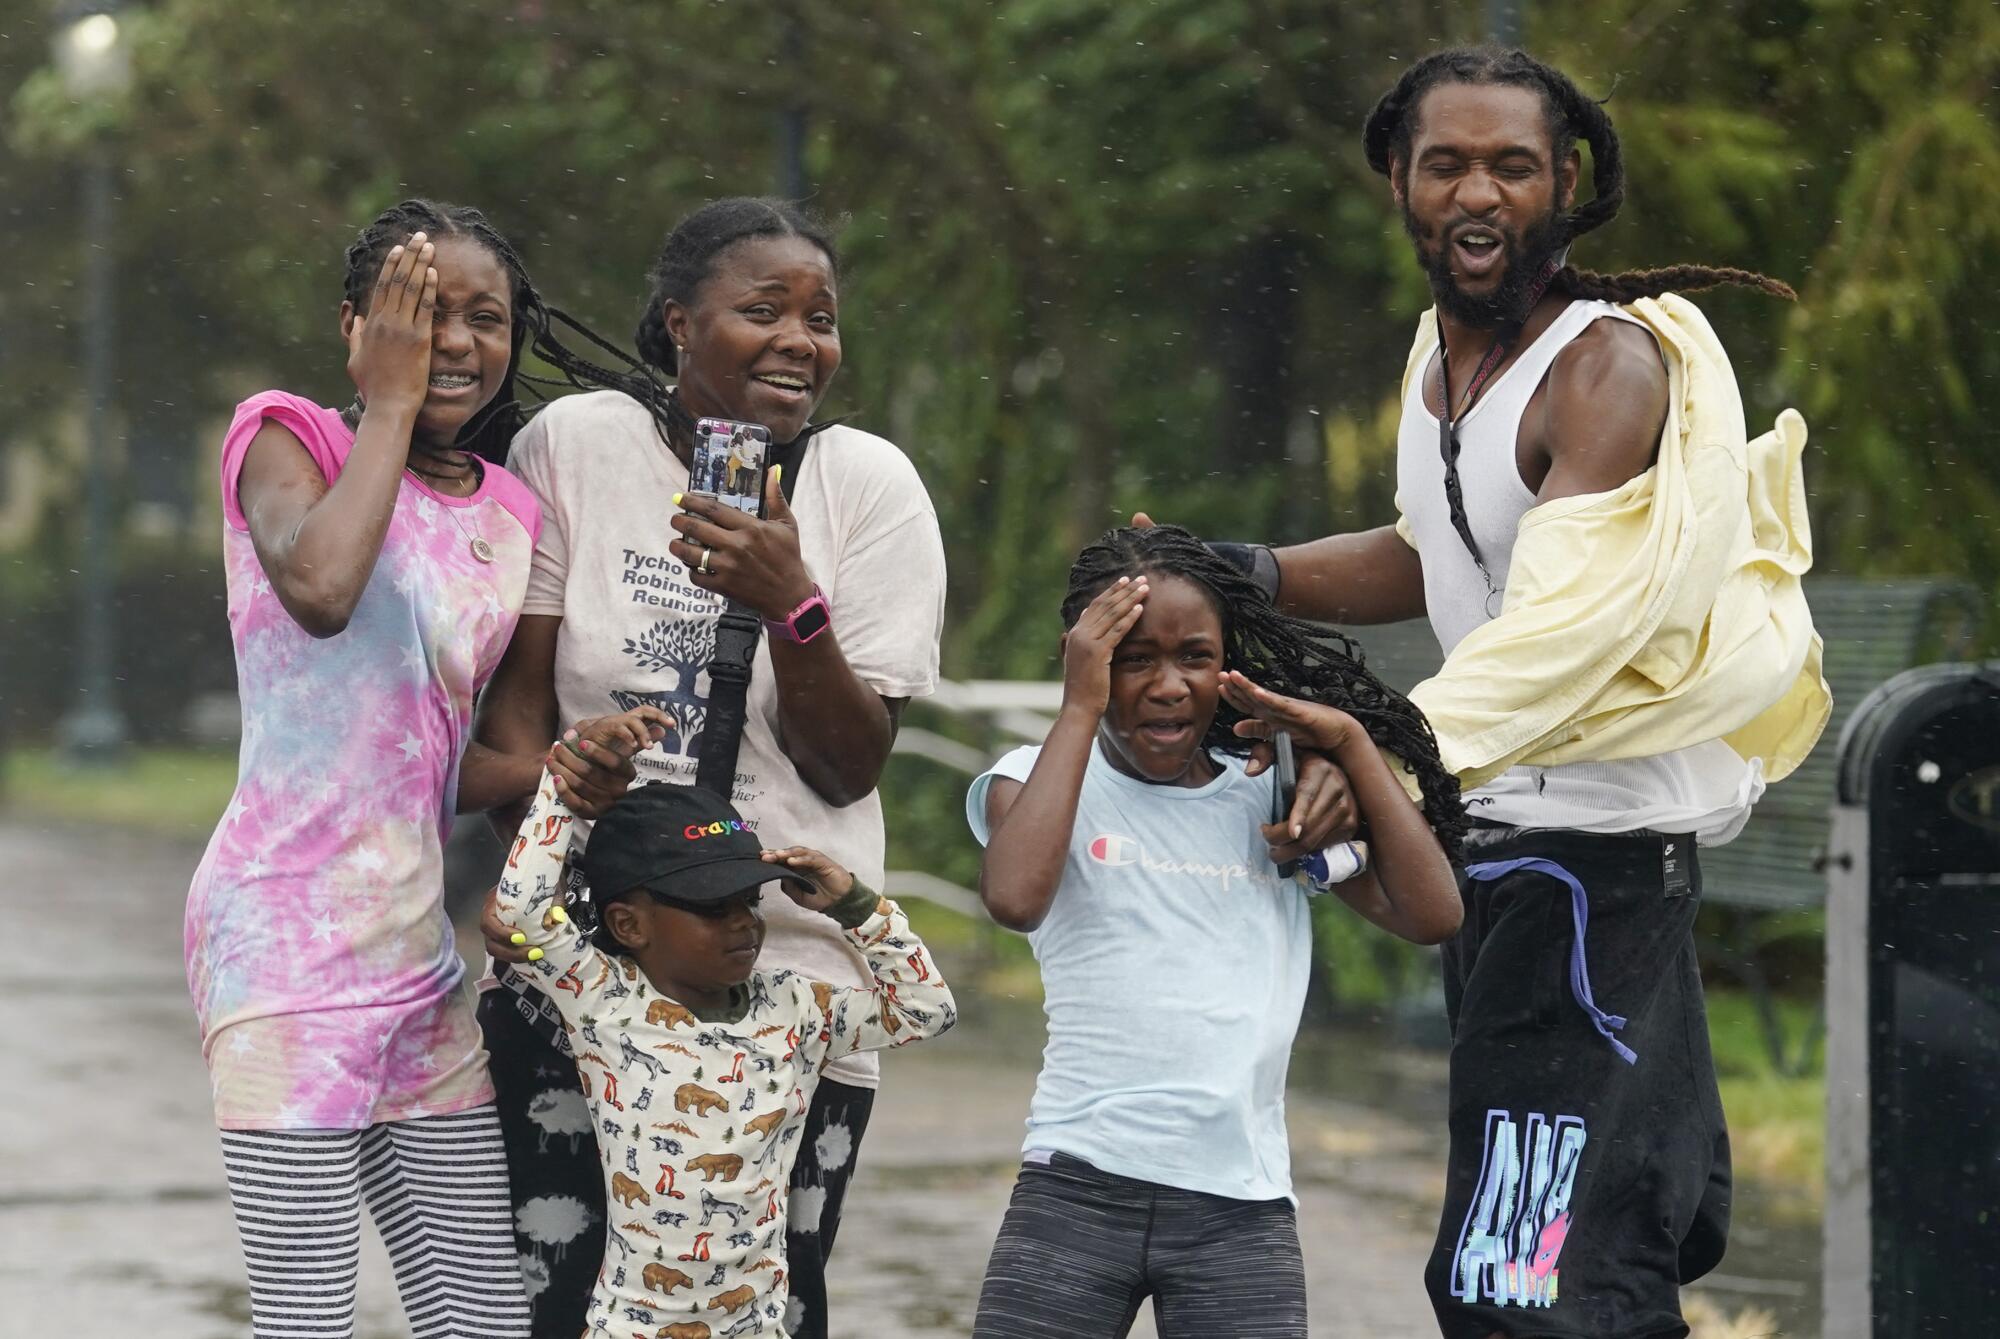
[884,678,1060,928]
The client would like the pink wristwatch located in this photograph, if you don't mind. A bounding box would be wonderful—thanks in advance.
[767,584,832,644]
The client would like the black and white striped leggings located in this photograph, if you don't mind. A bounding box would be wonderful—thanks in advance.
[219,1104,530,1339]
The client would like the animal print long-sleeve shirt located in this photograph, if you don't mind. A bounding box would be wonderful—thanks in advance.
[496,775,956,1339]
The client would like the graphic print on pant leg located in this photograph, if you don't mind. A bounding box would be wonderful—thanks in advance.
[1453,1109,1587,1309]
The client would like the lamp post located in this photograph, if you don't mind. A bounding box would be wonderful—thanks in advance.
[775,4,807,199]
[54,2,130,758]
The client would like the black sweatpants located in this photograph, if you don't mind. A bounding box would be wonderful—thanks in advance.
[1424,824,1731,1339]
[476,983,875,1339]
[972,1152,1308,1338]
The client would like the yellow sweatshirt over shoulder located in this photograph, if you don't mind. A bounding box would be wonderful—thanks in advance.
[1394,294,1831,794]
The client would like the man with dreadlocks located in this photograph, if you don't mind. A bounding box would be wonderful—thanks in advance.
[1166,47,1831,1339]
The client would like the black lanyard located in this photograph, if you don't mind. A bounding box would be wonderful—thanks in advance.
[1434,258,1563,616]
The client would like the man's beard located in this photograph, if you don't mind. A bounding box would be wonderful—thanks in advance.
[1404,205,1566,332]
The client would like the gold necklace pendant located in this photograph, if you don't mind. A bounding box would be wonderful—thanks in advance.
[405,464,494,563]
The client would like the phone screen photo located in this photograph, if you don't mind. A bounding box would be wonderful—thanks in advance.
[690,418,772,517]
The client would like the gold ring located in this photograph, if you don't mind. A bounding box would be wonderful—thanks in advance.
[698,547,713,575]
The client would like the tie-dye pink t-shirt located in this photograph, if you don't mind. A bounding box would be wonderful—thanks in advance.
[186,390,541,1130]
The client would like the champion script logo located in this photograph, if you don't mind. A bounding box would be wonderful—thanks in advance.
[1086,833,1259,890]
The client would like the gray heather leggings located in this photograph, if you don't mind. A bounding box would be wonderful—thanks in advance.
[972,1152,1308,1338]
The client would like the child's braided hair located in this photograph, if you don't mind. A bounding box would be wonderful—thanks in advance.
[1062,526,1468,855]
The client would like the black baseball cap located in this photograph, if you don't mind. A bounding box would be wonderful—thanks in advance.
[581,783,774,905]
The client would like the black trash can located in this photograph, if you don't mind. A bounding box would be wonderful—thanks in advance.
[1824,663,2000,1337]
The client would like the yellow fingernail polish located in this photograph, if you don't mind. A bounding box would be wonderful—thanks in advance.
[509,931,527,945]
[773,465,783,486]
[550,907,569,925]
[672,493,683,506]
[527,947,544,962]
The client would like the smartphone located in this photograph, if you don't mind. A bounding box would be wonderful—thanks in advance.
[689,417,772,518]
[1271,731,1301,877]
[1271,730,1298,825]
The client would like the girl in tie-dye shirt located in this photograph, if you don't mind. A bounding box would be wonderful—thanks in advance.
[185,200,638,1339]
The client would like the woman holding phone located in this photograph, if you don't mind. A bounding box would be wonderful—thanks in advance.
[474,197,947,1339]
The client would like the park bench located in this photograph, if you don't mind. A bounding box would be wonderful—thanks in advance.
[1354,576,1988,1072]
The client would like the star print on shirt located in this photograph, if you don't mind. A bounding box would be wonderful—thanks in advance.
[396,733,424,761]
[307,913,340,943]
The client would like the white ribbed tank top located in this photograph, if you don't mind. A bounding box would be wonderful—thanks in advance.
[1394,300,1761,843]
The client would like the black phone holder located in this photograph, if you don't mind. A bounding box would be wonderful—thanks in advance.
[696,605,762,797]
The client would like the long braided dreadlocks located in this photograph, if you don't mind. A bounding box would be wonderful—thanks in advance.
[1362,47,1796,305]
[1063,525,1469,857]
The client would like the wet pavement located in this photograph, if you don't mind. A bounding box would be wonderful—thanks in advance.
[2,818,1815,1336]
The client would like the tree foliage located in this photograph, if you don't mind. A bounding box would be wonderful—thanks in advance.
[4,0,1995,997]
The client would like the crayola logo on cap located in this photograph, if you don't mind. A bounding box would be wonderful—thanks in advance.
[684,820,750,841]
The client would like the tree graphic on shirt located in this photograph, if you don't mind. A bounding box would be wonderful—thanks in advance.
[619,619,716,759]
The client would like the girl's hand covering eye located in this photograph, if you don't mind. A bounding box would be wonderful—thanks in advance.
[345,233,438,421]
[1060,577,1149,719]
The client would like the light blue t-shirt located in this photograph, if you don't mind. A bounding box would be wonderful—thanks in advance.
[967,742,1319,1203]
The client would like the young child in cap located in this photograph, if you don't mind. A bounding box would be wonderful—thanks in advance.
[493,733,956,1339]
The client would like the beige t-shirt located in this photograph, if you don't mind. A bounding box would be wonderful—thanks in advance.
[509,390,946,1087]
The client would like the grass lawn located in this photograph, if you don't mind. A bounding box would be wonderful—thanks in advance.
[1,746,237,840]
[1706,988,1825,1211]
